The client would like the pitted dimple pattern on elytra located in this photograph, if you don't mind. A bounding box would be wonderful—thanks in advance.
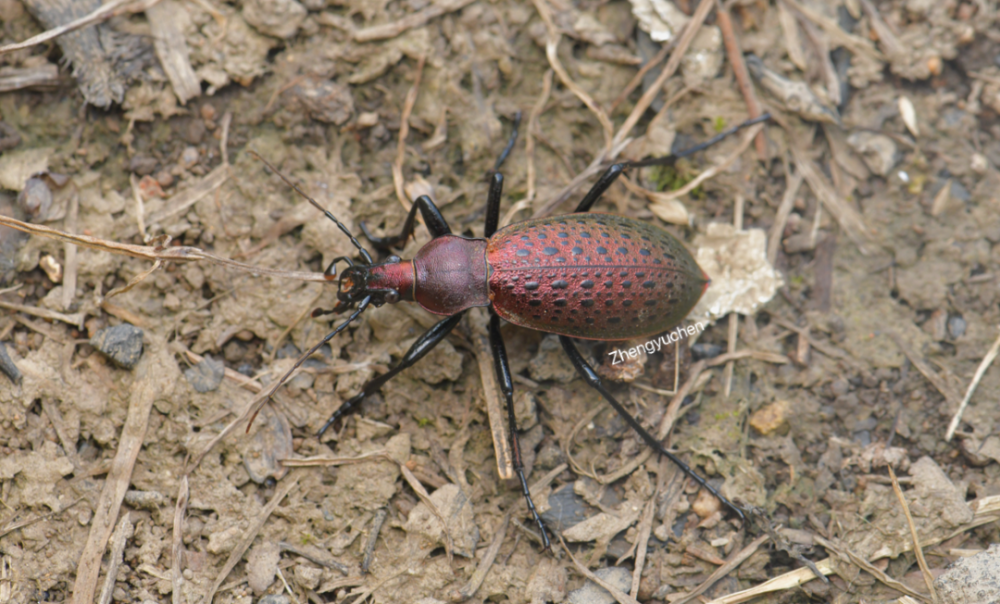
[487,214,706,340]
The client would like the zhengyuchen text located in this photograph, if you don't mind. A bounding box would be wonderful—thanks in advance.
[607,322,705,365]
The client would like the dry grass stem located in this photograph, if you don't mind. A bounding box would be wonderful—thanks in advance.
[558,534,642,604]
[945,326,1000,440]
[889,332,961,410]
[0,0,160,55]
[172,476,189,604]
[767,165,804,265]
[501,69,553,228]
[674,534,769,604]
[205,471,303,604]
[792,148,872,253]
[70,353,159,604]
[354,0,477,42]
[0,299,84,329]
[0,214,327,285]
[716,2,767,158]
[97,514,134,604]
[448,511,511,601]
[361,508,388,574]
[534,0,715,217]
[394,56,427,210]
[888,466,938,602]
[529,0,613,153]
[472,327,514,479]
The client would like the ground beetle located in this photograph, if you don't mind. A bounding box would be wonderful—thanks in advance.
[257,113,770,548]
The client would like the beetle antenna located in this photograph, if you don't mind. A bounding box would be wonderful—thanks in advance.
[247,295,373,431]
[248,150,374,265]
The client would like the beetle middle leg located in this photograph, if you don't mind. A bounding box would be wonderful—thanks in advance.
[360,194,452,250]
[558,336,747,524]
[318,311,466,436]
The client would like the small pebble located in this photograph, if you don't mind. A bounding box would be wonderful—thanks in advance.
[246,542,281,595]
[567,567,632,604]
[749,400,790,435]
[123,490,169,510]
[691,488,722,519]
[539,484,594,532]
[0,340,22,384]
[180,146,200,169]
[18,176,52,220]
[184,355,225,393]
[129,154,158,175]
[947,315,966,339]
[200,103,216,121]
[691,342,724,360]
[39,254,62,283]
[155,170,174,188]
[90,324,144,369]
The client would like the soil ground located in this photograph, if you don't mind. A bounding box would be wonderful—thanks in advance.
[0,0,999,603]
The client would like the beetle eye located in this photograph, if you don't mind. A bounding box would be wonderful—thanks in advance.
[384,289,399,304]
[386,255,401,264]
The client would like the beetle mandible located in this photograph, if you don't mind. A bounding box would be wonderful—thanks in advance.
[257,113,770,548]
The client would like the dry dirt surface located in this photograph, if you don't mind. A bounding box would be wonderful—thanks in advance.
[1,0,1000,603]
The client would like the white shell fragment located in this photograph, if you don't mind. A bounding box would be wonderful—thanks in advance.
[630,0,689,43]
[690,223,783,322]
[847,131,899,177]
[682,26,724,86]
[898,96,919,137]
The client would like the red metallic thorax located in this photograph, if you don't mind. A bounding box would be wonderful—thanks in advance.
[365,260,415,300]
[486,214,707,340]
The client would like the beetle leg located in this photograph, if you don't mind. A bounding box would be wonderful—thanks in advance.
[488,312,552,550]
[484,172,504,238]
[317,311,465,437]
[361,195,452,250]
[573,163,627,213]
[572,114,772,214]
[558,336,747,525]
[490,110,522,173]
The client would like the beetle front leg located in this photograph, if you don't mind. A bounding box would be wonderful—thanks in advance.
[318,311,465,437]
[360,194,453,250]
[488,312,552,549]
[558,336,747,525]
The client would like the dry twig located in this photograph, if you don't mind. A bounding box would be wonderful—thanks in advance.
[393,56,427,210]
[447,511,511,601]
[0,0,160,55]
[716,2,767,159]
[533,0,715,217]
[529,0,613,153]
[354,0,477,42]
[888,467,938,602]
[205,471,304,604]
[558,535,641,604]
[172,476,189,604]
[674,534,769,604]
[945,326,1000,441]
[70,348,160,604]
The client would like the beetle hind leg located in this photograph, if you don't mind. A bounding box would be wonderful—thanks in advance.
[488,312,552,550]
[558,336,747,525]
